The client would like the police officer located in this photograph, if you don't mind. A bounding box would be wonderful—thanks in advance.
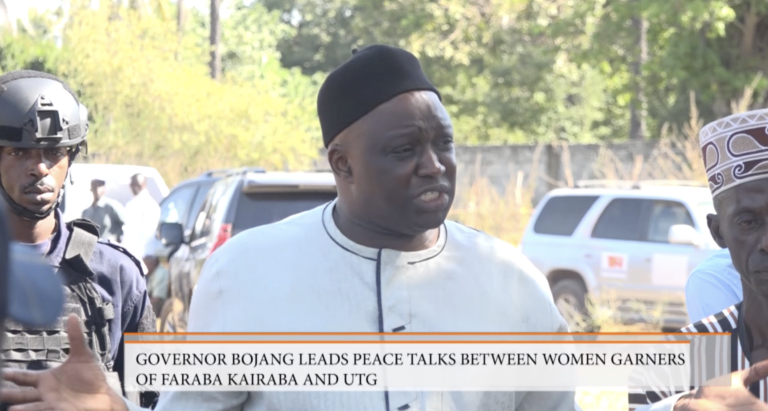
[0,70,157,409]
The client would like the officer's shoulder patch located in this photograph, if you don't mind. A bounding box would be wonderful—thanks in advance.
[67,218,101,238]
[98,241,146,277]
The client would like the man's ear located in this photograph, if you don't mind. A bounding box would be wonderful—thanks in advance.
[707,213,727,248]
[327,143,353,184]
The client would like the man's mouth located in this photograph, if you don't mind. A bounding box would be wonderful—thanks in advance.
[419,191,440,202]
[414,185,451,211]
[25,187,53,194]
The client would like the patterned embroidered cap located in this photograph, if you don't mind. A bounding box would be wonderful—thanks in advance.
[699,108,768,197]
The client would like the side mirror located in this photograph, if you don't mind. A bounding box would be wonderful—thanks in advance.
[158,222,185,247]
[668,224,703,247]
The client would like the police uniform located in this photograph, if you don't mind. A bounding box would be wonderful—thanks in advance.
[0,70,158,409]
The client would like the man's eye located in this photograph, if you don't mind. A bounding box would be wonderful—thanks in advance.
[45,149,66,157]
[739,218,759,228]
[392,146,413,155]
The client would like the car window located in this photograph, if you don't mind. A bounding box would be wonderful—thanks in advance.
[591,198,650,241]
[159,185,197,226]
[185,181,215,231]
[203,179,240,242]
[191,178,234,242]
[646,200,695,243]
[231,191,337,236]
[533,195,598,236]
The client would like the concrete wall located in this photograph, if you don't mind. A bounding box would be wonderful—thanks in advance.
[313,141,679,205]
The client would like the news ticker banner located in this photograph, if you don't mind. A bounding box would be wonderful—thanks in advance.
[123,333,731,392]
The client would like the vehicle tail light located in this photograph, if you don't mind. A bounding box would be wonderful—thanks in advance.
[209,223,232,256]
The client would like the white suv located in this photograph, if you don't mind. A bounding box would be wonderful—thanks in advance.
[519,181,719,330]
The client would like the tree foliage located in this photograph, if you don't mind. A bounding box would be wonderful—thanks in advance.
[1,1,322,185]
[262,0,768,144]
[0,0,767,181]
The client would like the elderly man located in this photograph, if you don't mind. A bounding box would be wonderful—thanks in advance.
[628,108,768,410]
[0,45,580,411]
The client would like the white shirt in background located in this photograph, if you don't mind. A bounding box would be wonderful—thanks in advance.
[121,189,161,260]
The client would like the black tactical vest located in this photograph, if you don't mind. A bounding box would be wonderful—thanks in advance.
[1,220,123,410]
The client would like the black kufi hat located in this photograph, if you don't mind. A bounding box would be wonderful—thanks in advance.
[317,45,441,148]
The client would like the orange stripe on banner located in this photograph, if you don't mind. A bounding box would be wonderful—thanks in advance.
[124,332,728,336]
[124,340,693,344]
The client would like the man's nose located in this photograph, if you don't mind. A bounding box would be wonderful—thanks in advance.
[416,146,445,178]
[27,150,51,177]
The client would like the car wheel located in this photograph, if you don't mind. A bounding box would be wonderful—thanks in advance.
[159,298,188,333]
[551,279,596,332]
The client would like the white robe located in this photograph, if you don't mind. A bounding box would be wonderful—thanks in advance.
[121,189,160,260]
[129,200,581,411]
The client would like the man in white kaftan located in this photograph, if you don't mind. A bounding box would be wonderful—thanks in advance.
[146,200,576,411]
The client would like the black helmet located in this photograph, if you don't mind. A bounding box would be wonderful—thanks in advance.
[0,70,89,220]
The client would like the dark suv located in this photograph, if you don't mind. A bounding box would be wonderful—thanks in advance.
[156,170,338,332]
[152,168,265,261]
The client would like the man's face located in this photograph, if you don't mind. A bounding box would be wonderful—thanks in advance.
[0,147,69,215]
[711,179,768,297]
[91,183,105,201]
[333,91,456,235]
[143,256,158,274]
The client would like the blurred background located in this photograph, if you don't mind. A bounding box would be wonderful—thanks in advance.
[1,0,767,409]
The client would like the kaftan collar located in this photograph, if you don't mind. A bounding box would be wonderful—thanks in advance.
[321,199,447,265]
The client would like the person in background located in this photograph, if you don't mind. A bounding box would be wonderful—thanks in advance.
[121,173,160,261]
[685,246,742,323]
[142,254,169,318]
[82,179,127,243]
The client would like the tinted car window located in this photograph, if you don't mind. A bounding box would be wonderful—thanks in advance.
[185,182,215,231]
[533,196,598,236]
[231,192,337,236]
[646,200,695,243]
[159,185,197,225]
[191,178,234,242]
[591,199,649,241]
[203,180,240,242]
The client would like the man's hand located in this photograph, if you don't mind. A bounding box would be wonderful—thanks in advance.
[0,314,129,411]
[674,359,768,410]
